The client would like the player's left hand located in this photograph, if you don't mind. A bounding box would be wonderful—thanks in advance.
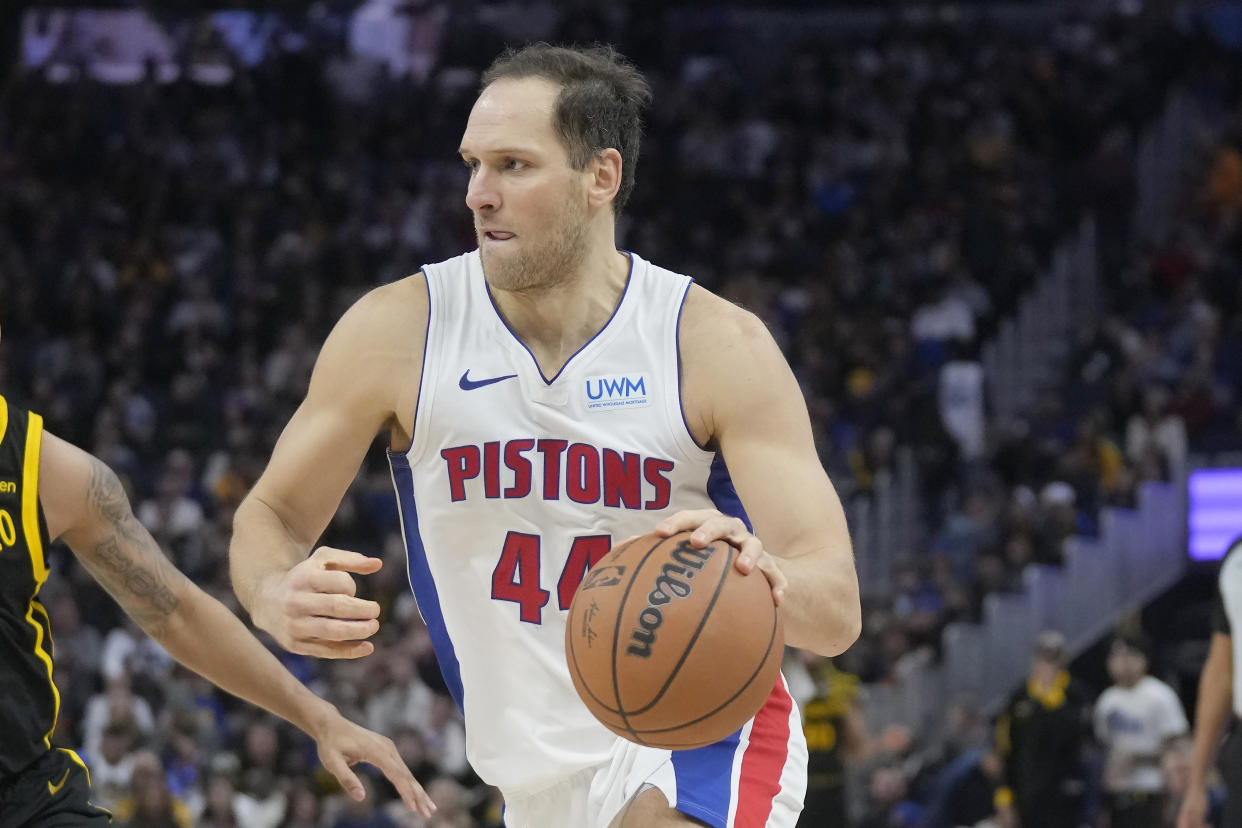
[311,709,436,817]
[654,509,788,605]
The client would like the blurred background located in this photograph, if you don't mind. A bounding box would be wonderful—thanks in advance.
[1,0,1240,826]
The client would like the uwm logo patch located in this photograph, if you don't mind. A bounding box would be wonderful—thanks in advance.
[585,374,650,411]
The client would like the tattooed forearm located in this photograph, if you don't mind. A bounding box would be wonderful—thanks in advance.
[82,458,183,637]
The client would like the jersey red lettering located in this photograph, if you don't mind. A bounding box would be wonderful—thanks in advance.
[602,449,642,509]
[537,439,568,500]
[643,457,674,509]
[504,438,534,498]
[442,445,481,502]
[566,443,601,504]
[483,441,501,499]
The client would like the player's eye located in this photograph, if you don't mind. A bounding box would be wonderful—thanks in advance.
[504,158,527,171]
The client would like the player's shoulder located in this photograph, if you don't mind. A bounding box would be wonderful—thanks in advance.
[349,272,429,321]
[680,282,771,344]
[311,273,429,412]
[328,273,429,348]
[678,283,783,386]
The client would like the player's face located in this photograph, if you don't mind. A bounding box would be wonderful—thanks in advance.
[460,77,591,293]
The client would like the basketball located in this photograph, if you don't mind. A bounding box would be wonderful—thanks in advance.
[564,531,784,750]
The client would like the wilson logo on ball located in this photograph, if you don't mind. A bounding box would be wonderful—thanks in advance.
[626,541,716,659]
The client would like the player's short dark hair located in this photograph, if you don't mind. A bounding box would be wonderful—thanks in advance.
[481,43,652,214]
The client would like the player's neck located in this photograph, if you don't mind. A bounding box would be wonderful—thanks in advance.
[489,244,631,378]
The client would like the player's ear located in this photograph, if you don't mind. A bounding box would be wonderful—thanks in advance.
[587,148,622,209]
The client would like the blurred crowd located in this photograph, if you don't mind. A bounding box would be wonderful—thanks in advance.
[2,1,1241,826]
[790,626,1216,828]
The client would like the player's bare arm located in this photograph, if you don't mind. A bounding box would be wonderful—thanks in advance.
[230,275,427,659]
[662,285,861,657]
[38,430,434,816]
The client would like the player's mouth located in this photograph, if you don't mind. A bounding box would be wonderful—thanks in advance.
[483,230,515,242]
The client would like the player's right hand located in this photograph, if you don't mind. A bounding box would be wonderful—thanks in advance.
[253,546,383,659]
[1176,787,1209,828]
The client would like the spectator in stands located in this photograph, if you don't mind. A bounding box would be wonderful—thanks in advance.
[332,775,397,828]
[283,782,324,828]
[791,652,912,828]
[995,630,1092,828]
[114,749,193,828]
[1163,736,1224,828]
[1125,385,1188,477]
[86,719,140,814]
[860,762,921,828]
[196,764,243,828]
[917,741,1009,828]
[80,673,155,775]
[1094,632,1189,828]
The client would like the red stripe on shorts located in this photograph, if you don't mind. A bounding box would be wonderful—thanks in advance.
[733,677,793,827]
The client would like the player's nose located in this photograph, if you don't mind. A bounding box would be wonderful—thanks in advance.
[465,167,500,212]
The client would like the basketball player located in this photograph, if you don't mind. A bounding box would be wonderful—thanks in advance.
[0,385,434,823]
[229,44,860,827]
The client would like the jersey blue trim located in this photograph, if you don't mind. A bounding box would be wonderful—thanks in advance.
[670,727,742,828]
[481,250,635,386]
[411,269,432,440]
[675,278,711,451]
[707,453,752,532]
[387,451,465,711]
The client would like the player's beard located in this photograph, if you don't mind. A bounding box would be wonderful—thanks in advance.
[477,192,591,295]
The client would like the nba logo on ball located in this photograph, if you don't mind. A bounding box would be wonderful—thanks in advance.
[565,531,784,750]
[585,374,650,410]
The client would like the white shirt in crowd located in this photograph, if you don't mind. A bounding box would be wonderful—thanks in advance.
[938,359,986,460]
[1093,675,1188,793]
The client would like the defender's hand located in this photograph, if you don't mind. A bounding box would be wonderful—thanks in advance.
[253,546,382,659]
[312,710,436,818]
[654,509,788,604]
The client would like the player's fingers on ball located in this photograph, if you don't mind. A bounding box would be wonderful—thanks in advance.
[757,554,789,602]
[690,515,745,547]
[320,752,366,801]
[732,535,765,572]
[654,509,718,536]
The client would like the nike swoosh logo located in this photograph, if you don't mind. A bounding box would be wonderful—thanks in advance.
[459,370,518,391]
[48,768,71,796]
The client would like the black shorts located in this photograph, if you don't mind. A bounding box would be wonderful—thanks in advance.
[0,748,111,828]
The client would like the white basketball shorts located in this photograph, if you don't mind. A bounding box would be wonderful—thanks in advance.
[503,679,807,828]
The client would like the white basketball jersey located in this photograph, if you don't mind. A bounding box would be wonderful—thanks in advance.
[388,249,749,796]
